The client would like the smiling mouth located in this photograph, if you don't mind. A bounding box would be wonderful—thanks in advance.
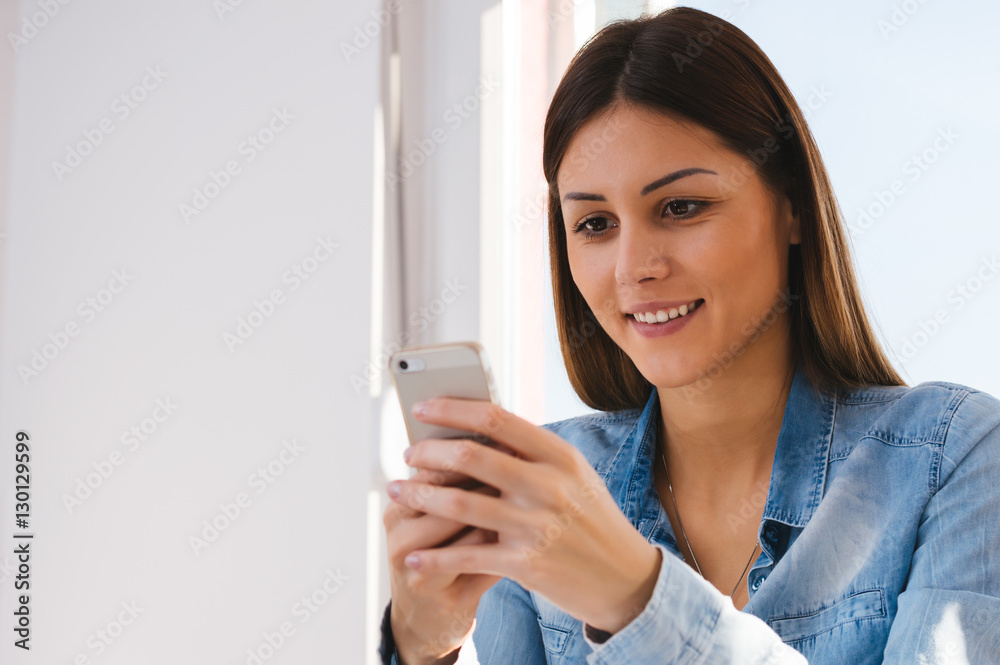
[630,299,704,324]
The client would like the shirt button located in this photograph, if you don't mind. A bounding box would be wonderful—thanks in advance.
[751,575,765,591]
[764,525,779,542]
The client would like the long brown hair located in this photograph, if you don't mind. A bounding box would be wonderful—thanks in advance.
[544,7,905,412]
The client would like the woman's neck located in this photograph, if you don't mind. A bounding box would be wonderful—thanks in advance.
[656,347,796,506]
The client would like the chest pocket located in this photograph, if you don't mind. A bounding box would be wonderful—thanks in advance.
[538,622,572,655]
[533,594,576,656]
[768,588,887,644]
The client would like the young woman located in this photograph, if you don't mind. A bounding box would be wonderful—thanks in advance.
[379,7,1000,664]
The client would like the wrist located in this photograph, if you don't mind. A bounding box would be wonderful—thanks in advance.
[397,647,461,665]
[390,603,464,665]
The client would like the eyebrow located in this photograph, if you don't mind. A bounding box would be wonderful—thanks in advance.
[561,167,719,202]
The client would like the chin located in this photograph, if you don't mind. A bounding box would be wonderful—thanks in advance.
[631,354,710,391]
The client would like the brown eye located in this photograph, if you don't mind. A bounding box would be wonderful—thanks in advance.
[662,199,708,219]
[666,200,693,215]
[572,215,614,239]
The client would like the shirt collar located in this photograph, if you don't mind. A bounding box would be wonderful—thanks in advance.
[602,362,836,535]
[761,363,836,528]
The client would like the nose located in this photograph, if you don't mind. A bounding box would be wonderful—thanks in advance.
[614,220,670,286]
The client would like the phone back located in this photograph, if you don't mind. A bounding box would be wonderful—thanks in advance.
[389,342,499,446]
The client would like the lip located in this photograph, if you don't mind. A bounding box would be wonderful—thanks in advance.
[627,299,704,338]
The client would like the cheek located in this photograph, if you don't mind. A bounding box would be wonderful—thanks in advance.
[674,224,741,293]
[567,247,599,294]
[732,219,788,291]
[683,218,783,331]
[703,209,782,280]
[567,248,618,323]
[713,223,789,334]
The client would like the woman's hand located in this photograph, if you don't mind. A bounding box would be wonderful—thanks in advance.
[387,398,662,635]
[384,465,502,664]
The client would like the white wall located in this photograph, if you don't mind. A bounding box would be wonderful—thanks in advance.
[0,1,379,663]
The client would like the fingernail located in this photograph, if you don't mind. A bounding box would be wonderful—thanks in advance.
[403,447,413,463]
[404,554,421,569]
[387,481,401,499]
[412,400,430,418]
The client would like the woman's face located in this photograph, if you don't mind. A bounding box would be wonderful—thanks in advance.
[557,104,801,390]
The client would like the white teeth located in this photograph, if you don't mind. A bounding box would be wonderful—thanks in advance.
[632,300,701,324]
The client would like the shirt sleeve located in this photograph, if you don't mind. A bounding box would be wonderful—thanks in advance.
[581,544,808,665]
[376,600,398,665]
[882,389,1000,662]
[467,576,549,665]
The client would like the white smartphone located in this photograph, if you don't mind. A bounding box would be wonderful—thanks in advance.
[389,341,500,447]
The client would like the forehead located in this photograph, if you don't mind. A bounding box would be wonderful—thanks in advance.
[556,104,742,191]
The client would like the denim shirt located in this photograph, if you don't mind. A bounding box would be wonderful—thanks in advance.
[383,364,1000,664]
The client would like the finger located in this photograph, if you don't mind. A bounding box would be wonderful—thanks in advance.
[390,492,498,557]
[406,438,539,498]
[389,514,474,562]
[384,482,499,527]
[447,531,503,604]
[440,525,497,549]
[436,524,476,547]
[391,481,523,532]
[412,398,574,465]
[401,529,502,598]
[396,470,490,521]
[445,531,503,602]
[404,541,517,578]
[408,466,480,489]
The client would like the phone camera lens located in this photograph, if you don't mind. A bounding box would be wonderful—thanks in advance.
[399,360,409,370]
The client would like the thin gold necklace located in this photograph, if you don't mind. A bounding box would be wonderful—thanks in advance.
[658,425,760,599]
